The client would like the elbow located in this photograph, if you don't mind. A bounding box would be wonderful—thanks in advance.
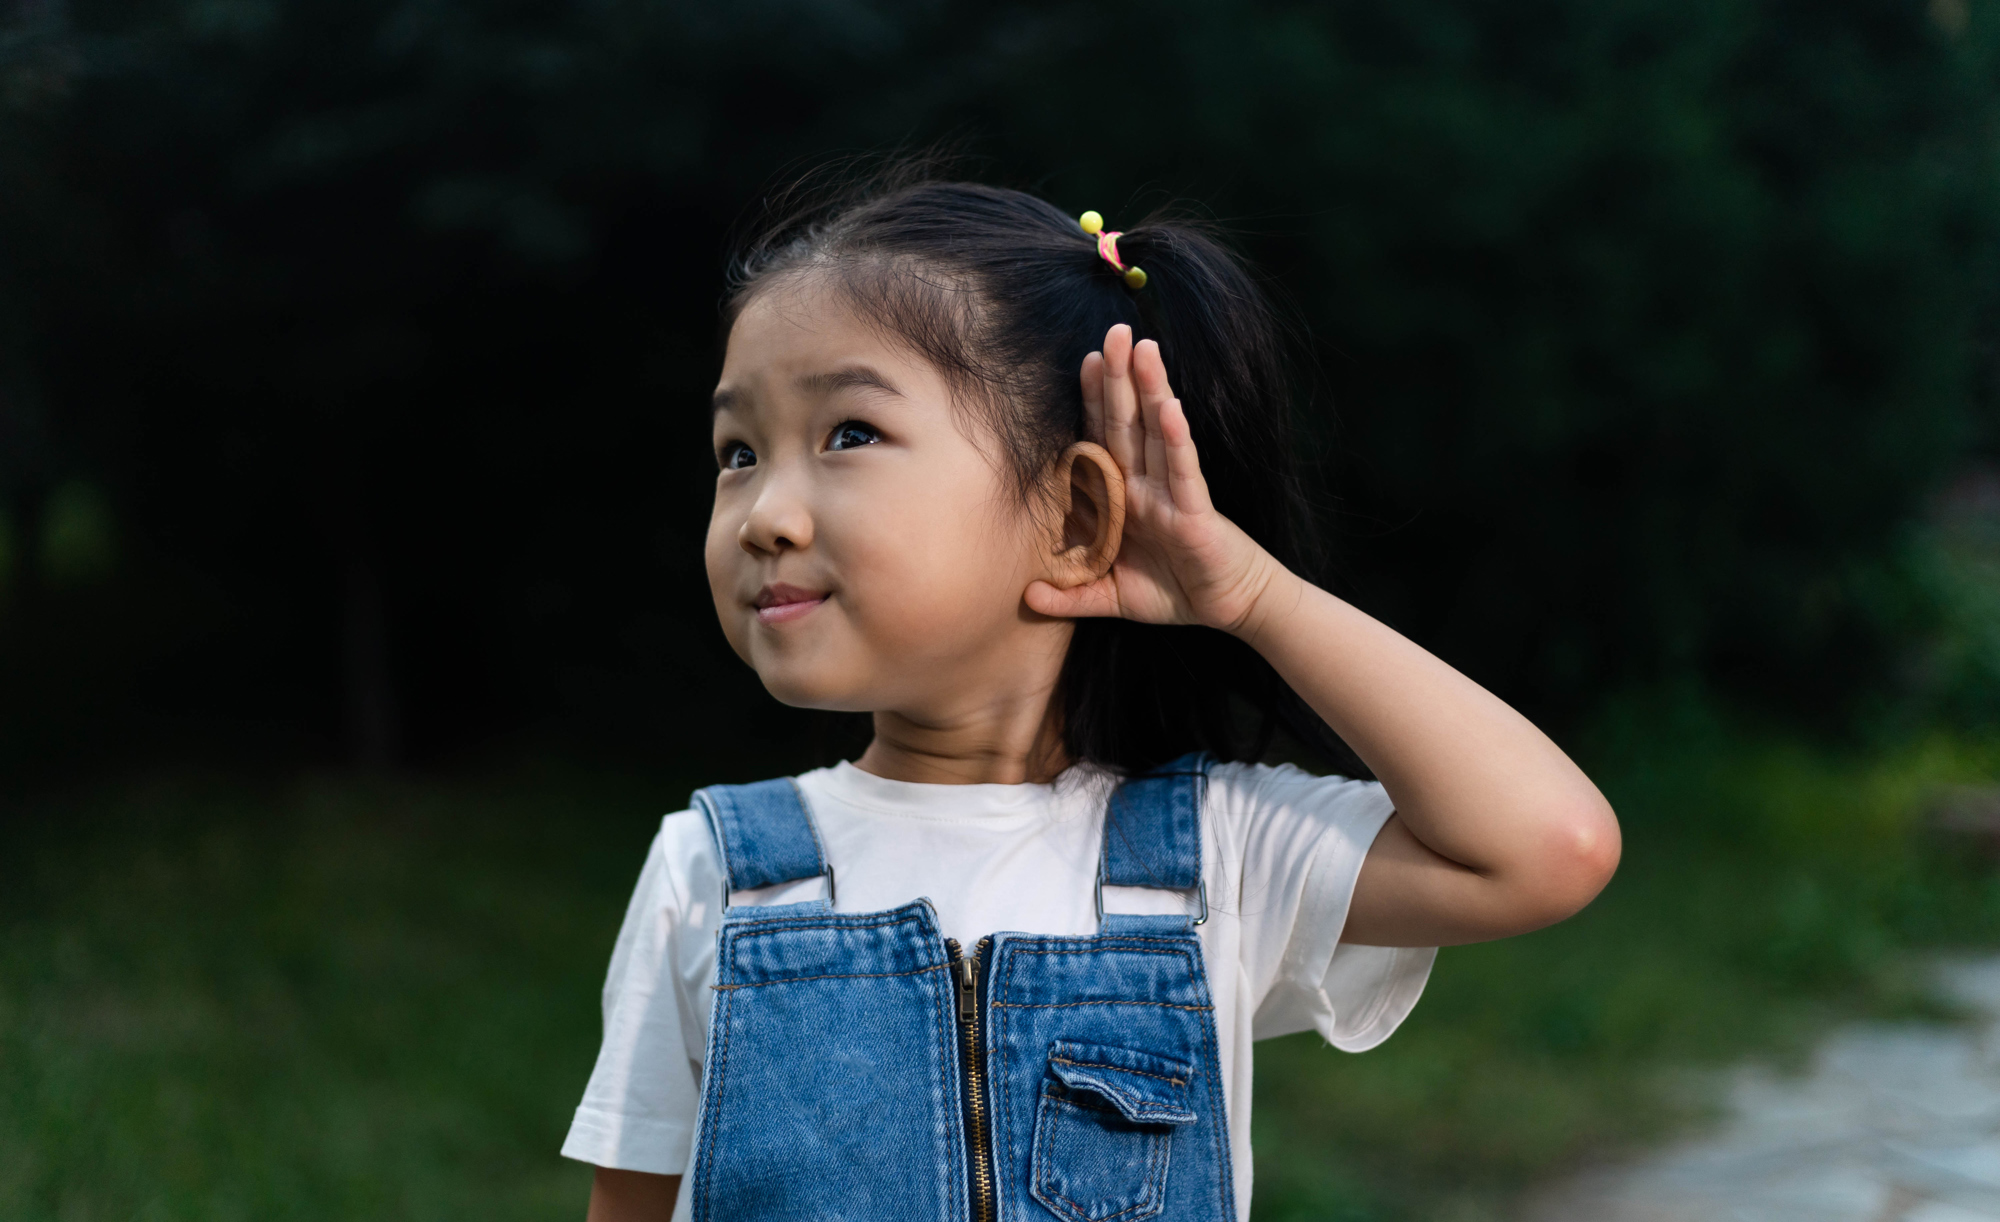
[1547,793,1622,918]
[1509,793,1622,934]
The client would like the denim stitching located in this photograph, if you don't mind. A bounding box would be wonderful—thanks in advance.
[1010,936,1190,947]
[998,942,1058,1177]
[709,963,949,990]
[1186,948,1231,1221]
[1000,957,1018,1200]
[691,936,721,1218]
[993,1000,1213,1011]
[1050,1057,1188,1087]
[696,788,739,897]
[1014,947,1189,956]
[726,913,926,938]
[1042,1083,1189,1124]
[692,927,739,1220]
[1030,1093,1073,1222]
[1001,942,1027,1178]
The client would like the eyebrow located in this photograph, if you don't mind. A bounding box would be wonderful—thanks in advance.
[797,366,904,401]
[710,366,904,418]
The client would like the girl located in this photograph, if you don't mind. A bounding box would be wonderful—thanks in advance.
[562,173,1620,1222]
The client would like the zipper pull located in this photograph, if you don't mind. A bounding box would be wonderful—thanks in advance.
[957,954,978,1024]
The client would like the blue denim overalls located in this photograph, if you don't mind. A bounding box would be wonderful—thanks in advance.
[686,754,1234,1222]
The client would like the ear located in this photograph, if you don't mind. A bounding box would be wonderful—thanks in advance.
[1042,441,1126,589]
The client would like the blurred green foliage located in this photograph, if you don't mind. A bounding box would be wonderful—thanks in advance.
[39,482,114,585]
[0,773,629,1221]
[2,0,1997,771]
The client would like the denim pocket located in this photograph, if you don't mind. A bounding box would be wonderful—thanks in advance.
[1029,1041,1198,1222]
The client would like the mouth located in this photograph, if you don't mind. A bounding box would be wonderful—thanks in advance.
[753,583,829,625]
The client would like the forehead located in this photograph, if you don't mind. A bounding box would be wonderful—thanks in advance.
[718,277,921,396]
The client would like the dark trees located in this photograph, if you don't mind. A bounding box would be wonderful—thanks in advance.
[2,0,1993,772]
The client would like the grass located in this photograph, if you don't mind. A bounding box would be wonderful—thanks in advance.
[0,770,662,1222]
[6,699,2000,1221]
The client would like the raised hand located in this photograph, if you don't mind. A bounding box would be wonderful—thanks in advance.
[1024,324,1292,637]
[1027,330,1620,950]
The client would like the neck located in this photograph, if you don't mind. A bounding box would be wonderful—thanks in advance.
[856,701,1070,785]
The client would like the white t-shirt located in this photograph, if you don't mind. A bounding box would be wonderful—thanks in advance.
[561,759,1436,1221]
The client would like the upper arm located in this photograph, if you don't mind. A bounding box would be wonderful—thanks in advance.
[1342,804,1620,948]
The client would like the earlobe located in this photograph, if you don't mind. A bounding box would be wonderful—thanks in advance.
[1045,442,1126,589]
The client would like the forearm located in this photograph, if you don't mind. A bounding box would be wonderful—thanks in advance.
[1237,569,1620,945]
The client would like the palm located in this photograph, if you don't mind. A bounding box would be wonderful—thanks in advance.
[1026,325,1275,633]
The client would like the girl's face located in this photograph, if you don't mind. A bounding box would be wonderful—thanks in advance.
[706,278,1064,718]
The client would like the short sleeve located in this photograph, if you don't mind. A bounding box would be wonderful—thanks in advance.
[560,822,704,1174]
[1216,763,1436,1049]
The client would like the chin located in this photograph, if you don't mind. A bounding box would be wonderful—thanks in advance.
[754,664,876,713]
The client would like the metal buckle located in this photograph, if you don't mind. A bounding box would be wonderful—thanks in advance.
[722,864,837,913]
[1095,872,1208,926]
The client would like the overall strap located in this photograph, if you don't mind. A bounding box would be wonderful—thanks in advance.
[1099,752,1211,925]
[691,778,830,904]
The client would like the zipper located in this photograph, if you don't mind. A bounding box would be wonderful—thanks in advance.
[945,936,996,1222]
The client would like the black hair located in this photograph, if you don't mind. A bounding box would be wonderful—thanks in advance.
[723,160,1348,776]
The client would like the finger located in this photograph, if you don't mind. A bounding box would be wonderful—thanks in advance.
[1158,397,1215,516]
[1134,339,1170,485]
[1131,335,1180,403]
[1024,577,1122,620]
[1100,325,1144,478]
[1079,351,1106,445]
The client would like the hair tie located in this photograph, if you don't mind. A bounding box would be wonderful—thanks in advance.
[1079,211,1148,289]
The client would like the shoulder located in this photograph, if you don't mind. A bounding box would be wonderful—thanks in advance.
[655,805,714,856]
[632,806,724,915]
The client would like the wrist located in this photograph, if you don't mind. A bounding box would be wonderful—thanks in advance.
[1220,552,1303,648]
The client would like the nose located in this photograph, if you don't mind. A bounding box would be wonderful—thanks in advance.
[738,469,814,556]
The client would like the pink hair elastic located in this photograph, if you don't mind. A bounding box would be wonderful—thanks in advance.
[1078,211,1148,289]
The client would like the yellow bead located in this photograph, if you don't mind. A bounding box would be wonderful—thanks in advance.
[1124,266,1148,289]
[1079,210,1104,235]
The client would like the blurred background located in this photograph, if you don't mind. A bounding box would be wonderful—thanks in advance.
[7,0,2000,1218]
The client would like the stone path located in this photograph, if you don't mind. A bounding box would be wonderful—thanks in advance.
[1526,957,2000,1222]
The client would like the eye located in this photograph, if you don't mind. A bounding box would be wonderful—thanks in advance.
[827,421,880,452]
[719,441,757,470]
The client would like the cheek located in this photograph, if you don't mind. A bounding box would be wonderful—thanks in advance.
[703,507,734,581]
[704,498,750,649]
[835,484,1037,627]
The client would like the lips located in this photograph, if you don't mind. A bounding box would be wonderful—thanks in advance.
[754,583,829,625]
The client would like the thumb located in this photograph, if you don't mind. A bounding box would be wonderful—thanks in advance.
[1024,578,1122,619]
